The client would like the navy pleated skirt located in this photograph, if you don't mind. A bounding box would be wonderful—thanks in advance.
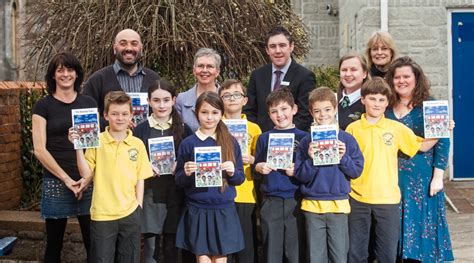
[176,204,244,255]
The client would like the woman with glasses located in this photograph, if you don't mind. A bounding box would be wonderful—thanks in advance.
[176,48,221,131]
[365,31,398,78]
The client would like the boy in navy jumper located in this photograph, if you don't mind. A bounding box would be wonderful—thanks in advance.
[295,87,364,262]
[254,88,307,263]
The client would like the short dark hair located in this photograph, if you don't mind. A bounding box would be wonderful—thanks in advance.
[266,87,295,110]
[361,77,392,100]
[104,91,132,114]
[265,26,293,46]
[45,52,84,94]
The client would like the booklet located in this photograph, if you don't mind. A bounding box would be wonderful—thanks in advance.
[423,100,450,138]
[223,119,248,155]
[266,133,295,169]
[194,146,222,187]
[71,108,100,149]
[148,136,175,175]
[128,92,149,126]
[311,124,339,166]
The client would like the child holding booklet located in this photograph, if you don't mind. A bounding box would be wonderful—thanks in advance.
[218,79,262,263]
[175,91,245,262]
[254,88,308,263]
[133,79,193,263]
[345,78,439,263]
[294,87,364,263]
[69,91,153,262]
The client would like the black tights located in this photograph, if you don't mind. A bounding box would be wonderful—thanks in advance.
[44,215,91,263]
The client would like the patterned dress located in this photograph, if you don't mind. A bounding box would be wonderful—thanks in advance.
[386,106,454,262]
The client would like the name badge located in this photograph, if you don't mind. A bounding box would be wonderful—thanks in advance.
[281,81,290,86]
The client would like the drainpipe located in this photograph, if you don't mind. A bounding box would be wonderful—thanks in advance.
[381,0,388,31]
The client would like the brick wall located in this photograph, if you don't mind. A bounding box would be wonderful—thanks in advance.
[0,81,44,210]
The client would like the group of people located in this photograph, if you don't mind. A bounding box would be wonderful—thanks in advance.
[31,25,454,263]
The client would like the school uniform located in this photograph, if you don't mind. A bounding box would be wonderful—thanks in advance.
[254,126,308,263]
[295,130,364,263]
[175,130,245,255]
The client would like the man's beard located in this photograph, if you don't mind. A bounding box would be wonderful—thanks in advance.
[115,50,141,68]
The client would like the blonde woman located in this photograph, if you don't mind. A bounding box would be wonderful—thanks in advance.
[365,31,398,78]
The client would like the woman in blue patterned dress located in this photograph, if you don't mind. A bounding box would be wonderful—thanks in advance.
[385,56,454,262]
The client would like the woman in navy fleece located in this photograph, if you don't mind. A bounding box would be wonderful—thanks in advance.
[175,91,245,263]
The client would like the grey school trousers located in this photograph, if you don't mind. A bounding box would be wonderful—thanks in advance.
[260,196,305,263]
[90,206,142,263]
[304,211,348,263]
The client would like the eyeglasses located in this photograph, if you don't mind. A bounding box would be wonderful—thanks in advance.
[194,64,216,70]
[221,93,245,101]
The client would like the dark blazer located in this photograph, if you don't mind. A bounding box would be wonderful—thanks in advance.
[82,65,159,129]
[243,60,316,132]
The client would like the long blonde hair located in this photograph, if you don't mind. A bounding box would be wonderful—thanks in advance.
[365,31,398,69]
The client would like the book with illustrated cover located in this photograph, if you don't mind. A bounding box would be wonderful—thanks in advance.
[71,108,100,149]
[223,119,248,155]
[148,136,175,175]
[423,100,450,138]
[311,124,339,166]
[194,146,222,187]
[128,92,149,126]
[266,133,295,169]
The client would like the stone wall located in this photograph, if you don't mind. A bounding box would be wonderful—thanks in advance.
[0,81,43,210]
[292,0,340,67]
[337,0,474,100]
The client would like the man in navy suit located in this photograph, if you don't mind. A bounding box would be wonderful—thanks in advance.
[244,26,316,132]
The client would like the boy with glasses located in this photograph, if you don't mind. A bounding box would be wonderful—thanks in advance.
[219,79,262,263]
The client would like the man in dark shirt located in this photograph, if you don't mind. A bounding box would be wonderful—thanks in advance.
[83,28,159,128]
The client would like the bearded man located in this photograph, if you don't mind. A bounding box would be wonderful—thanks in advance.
[83,29,159,129]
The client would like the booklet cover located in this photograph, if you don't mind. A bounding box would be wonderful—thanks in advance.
[128,92,149,126]
[148,136,175,175]
[194,146,222,187]
[266,133,295,169]
[423,100,450,138]
[71,108,100,149]
[311,124,339,166]
[223,119,248,155]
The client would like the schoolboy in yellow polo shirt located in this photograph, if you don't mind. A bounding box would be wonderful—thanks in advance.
[219,79,262,263]
[72,91,153,263]
[345,78,437,263]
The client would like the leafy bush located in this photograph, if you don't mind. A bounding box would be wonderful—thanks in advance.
[312,65,339,92]
[19,88,45,209]
[24,0,310,89]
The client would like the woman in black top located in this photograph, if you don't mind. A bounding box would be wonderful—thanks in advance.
[32,52,97,262]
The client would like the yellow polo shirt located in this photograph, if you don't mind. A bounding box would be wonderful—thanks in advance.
[346,114,422,204]
[301,199,351,214]
[224,115,262,203]
[85,128,153,221]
